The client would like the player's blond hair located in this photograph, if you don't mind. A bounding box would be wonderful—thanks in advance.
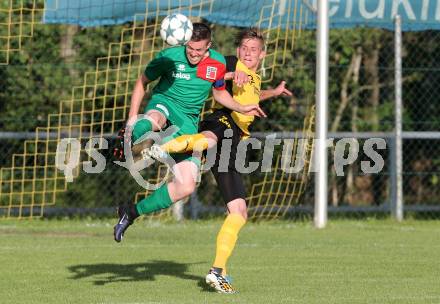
[235,28,265,47]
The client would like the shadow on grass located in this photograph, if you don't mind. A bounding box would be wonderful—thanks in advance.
[68,259,214,292]
[197,277,215,293]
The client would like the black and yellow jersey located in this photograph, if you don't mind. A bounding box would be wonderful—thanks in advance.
[213,56,261,138]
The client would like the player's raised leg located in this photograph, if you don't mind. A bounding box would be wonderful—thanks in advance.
[131,109,168,157]
[144,131,218,161]
[114,160,199,242]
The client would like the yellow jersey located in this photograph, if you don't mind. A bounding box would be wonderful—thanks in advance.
[214,56,261,138]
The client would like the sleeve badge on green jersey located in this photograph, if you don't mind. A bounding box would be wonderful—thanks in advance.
[206,66,217,80]
[196,57,226,83]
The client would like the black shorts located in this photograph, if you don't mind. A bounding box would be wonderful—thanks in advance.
[211,168,246,204]
[199,109,246,204]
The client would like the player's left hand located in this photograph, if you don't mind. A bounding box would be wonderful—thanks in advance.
[233,71,249,87]
[274,81,293,97]
[239,104,267,118]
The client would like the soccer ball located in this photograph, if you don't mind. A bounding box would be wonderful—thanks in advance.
[160,14,193,46]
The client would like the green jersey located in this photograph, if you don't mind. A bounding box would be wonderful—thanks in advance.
[144,46,227,116]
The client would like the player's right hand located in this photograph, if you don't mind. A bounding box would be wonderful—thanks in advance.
[113,122,135,161]
[113,127,127,161]
[239,104,267,118]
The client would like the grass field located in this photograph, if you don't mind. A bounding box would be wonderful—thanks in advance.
[1,218,439,304]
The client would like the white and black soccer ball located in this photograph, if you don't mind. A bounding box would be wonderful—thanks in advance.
[160,14,193,46]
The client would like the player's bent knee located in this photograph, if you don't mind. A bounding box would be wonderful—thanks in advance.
[227,198,248,221]
[182,187,195,198]
[236,209,247,221]
[177,181,196,198]
[240,211,248,221]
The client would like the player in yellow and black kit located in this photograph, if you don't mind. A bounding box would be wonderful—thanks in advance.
[145,28,292,294]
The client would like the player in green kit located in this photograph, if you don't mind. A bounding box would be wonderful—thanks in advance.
[113,23,265,242]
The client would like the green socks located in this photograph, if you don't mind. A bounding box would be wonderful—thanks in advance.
[132,119,173,215]
[135,183,173,215]
[132,119,152,143]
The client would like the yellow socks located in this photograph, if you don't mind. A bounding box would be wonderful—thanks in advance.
[160,133,209,154]
[213,214,246,272]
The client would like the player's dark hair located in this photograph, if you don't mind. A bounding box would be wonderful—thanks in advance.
[236,28,265,47]
[191,22,211,42]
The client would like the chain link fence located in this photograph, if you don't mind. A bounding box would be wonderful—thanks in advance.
[323,26,440,217]
[1,4,440,218]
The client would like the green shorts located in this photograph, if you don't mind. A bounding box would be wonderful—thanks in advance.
[135,97,201,166]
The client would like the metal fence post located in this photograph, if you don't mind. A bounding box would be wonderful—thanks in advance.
[393,15,404,221]
[389,137,397,214]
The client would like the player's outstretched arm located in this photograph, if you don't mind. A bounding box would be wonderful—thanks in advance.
[113,74,152,160]
[127,74,150,125]
[212,89,266,117]
[260,80,293,101]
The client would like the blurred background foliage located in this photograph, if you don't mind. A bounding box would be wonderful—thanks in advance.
[1,16,440,213]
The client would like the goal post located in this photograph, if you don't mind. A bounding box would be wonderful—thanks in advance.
[314,0,329,228]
